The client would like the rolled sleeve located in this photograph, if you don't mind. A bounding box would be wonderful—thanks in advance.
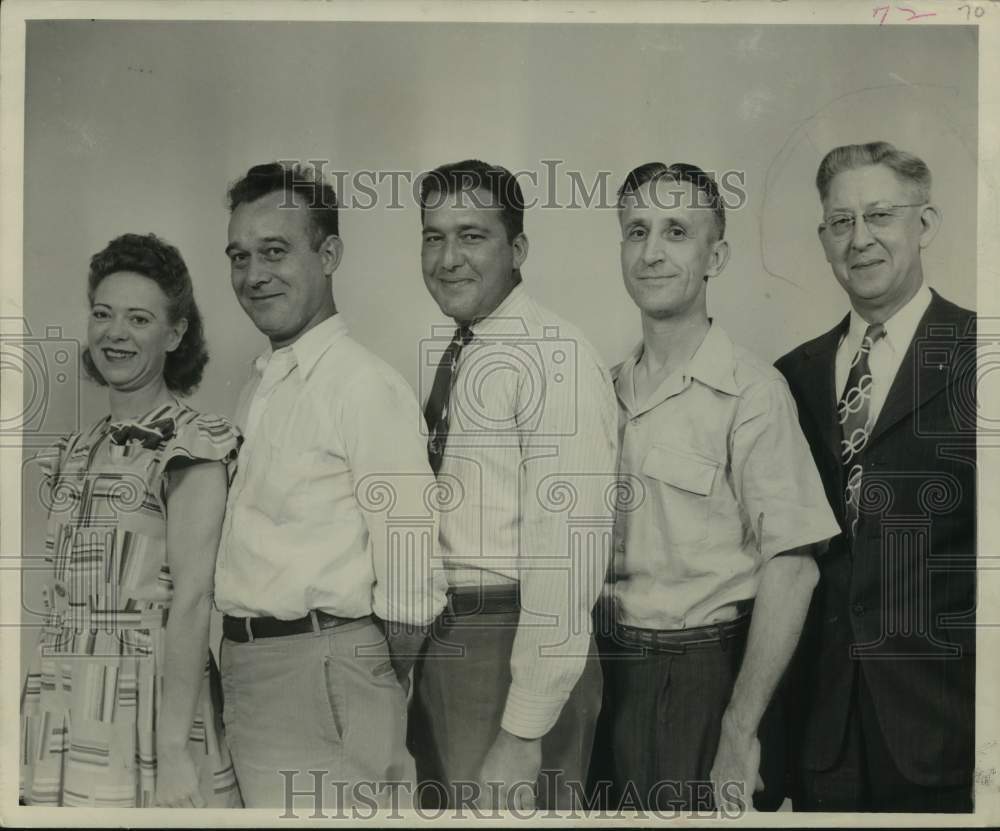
[730,378,841,561]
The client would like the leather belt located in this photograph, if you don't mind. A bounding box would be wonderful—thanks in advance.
[223,610,366,643]
[444,585,520,618]
[614,613,751,654]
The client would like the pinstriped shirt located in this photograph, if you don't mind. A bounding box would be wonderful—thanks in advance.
[430,285,619,739]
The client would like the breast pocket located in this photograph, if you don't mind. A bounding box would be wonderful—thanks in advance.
[641,444,719,545]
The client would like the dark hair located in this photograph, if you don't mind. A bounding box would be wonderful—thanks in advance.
[815,141,931,203]
[419,159,524,242]
[617,161,726,240]
[227,162,340,249]
[82,233,208,396]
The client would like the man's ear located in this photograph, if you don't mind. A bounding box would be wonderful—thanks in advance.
[320,234,344,276]
[511,233,529,270]
[165,318,189,353]
[705,238,730,279]
[918,203,941,250]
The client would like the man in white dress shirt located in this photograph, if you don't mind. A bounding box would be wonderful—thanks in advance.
[214,162,447,809]
[407,159,619,810]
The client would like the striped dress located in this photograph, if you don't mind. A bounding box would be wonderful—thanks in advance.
[20,403,243,807]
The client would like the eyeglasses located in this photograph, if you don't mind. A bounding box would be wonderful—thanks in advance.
[819,203,927,240]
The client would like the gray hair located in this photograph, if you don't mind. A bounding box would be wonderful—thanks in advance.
[815,141,931,203]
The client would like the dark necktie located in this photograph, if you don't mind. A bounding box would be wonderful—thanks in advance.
[424,325,474,475]
[838,322,886,538]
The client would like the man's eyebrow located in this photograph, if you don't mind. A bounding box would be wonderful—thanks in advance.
[225,235,291,255]
[422,222,492,234]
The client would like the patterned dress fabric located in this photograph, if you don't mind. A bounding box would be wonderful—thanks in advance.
[20,402,242,807]
[838,322,886,538]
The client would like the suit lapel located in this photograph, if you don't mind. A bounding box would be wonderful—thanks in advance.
[799,317,848,464]
[868,292,956,444]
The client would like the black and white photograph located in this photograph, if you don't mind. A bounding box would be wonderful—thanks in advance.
[1,0,997,825]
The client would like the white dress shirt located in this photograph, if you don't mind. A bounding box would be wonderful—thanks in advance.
[430,284,619,739]
[215,314,448,626]
[835,284,933,421]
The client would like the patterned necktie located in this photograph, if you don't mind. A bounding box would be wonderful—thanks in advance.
[424,325,474,475]
[838,322,886,538]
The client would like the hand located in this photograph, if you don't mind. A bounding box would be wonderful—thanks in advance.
[709,709,763,813]
[476,729,542,811]
[154,745,206,808]
[385,624,429,698]
[396,666,412,699]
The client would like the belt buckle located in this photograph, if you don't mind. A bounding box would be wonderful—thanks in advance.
[244,617,255,643]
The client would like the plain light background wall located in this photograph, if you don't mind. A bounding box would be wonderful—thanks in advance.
[19,21,977,662]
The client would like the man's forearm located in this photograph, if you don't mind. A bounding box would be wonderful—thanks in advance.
[725,548,818,732]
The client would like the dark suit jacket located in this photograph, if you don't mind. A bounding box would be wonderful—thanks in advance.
[775,289,976,787]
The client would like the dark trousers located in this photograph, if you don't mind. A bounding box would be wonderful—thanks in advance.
[591,627,747,812]
[408,608,602,809]
[794,666,973,813]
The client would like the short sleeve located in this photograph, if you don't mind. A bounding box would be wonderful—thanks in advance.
[33,436,71,563]
[730,378,841,561]
[34,435,69,486]
[163,412,242,475]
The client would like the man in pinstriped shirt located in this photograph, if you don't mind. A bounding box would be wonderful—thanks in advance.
[408,160,619,810]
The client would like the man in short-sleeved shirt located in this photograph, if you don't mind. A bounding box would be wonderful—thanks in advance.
[595,162,839,812]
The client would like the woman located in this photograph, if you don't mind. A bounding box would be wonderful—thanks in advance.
[20,233,242,808]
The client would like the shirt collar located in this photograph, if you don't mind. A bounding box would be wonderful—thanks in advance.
[616,320,740,413]
[467,281,530,339]
[844,283,932,358]
[685,322,741,396]
[252,314,348,379]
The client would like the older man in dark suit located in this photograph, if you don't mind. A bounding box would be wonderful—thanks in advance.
[775,141,976,813]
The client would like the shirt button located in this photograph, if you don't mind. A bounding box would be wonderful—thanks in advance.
[852,602,865,616]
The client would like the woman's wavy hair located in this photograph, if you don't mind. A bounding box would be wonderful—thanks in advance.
[82,233,208,396]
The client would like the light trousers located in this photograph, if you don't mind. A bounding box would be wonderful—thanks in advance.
[220,617,414,811]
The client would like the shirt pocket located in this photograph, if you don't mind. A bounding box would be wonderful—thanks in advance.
[641,443,719,545]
